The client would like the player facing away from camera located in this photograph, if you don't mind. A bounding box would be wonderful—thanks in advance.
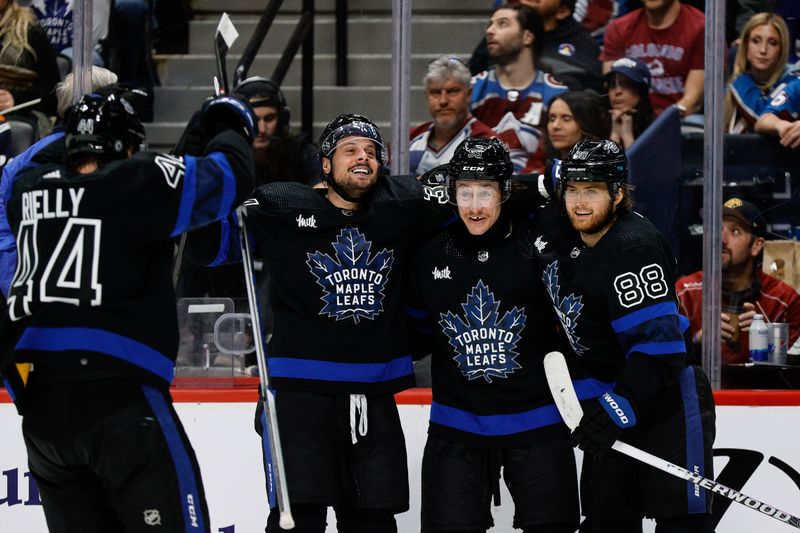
[407,137,579,533]
[532,139,716,533]
[1,90,256,532]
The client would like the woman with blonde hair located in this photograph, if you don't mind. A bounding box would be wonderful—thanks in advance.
[725,12,795,133]
[0,0,60,135]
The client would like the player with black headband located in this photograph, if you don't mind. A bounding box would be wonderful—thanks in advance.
[185,113,455,532]
[0,90,255,532]
[532,139,716,532]
[406,137,579,533]
[233,76,321,186]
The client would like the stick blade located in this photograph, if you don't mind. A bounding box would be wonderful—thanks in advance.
[216,12,239,52]
[544,351,583,430]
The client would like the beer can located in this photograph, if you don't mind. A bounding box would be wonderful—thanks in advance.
[768,323,789,365]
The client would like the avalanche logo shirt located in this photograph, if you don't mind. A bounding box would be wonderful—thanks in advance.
[439,280,525,383]
[306,227,394,323]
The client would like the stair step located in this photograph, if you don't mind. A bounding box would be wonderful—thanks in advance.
[190,0,491,15]
[153,85,428,122]
[155,53,459,86]
[188,15,485,55]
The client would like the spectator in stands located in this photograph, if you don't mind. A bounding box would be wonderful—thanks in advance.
[233,76,320,186]
[754,71,800,148]
[31,0,110,67]
[471,3,568,173]
[733,1,800,64]
[725,13,795,134]
[676,198,800,365]
[601,0,705,116]
[0,0,60,135]
[545,89,609,158]
[409,55,496,176]
[470,0,602,92]
[605,57,655,149]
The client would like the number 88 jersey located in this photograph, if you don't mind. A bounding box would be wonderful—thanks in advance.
[534,203,688,403]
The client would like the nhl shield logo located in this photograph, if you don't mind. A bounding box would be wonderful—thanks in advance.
[478,251,489,262]
[307,227,394,323]
[143,509,162,526]
[439,280,525,383]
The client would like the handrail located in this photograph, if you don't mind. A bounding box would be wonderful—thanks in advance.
[271,12,313,87]
[233,0,285,87]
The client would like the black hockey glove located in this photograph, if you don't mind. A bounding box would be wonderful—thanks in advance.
[200,95,257,144]
[570,391,637,454]
[173,110,208,157]
[419,163,450,205]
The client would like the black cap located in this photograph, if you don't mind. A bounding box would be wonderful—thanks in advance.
[723,198,766,237]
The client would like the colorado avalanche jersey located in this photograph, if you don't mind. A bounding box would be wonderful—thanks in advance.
[408,217,568,447]
[239,176,451,395]
[764,76,800,121]
[408,117,496,176]
[470,69,567,174]
[533,204,688,413]
[3,131,254,389]
[729,71,799,132]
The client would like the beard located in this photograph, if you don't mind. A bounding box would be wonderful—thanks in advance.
[488,38,524,67]
[331,170,378,201]
[567,197,616,235]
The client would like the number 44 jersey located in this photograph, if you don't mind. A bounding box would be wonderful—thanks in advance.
[3,131,254,389]
[533,203,689,409]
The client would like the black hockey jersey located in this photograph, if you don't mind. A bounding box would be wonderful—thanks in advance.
[408,215,568,447]
[237,176,451,395]
[533,204,688,417]
[3,130,254,390]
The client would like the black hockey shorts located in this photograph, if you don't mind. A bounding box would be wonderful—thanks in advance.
[421,434,580,532]
[255,390,409,512]
[21,377,209,533]
[580,366,716,532]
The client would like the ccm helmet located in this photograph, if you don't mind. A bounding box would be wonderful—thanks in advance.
[447,137,513,205]
[318,113,388,166]
[65,92,145,159]
[560,139,627,196]
[233,76,290,131]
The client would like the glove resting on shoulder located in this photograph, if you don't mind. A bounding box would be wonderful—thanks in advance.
[570,390,637,454]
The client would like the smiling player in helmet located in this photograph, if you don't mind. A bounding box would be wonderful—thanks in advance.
[407,137,579,533]
[532,139,716,532]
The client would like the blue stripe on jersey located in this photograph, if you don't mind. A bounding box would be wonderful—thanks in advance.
[16,327,175,383]
[679,367,708,513]
[430,401,562,436]
[611,302,678,333]
[172,156,198,236]
[259,406,277,509]
[573,378,615,400]
[207,152,236,220]
[268,355,413,383]
[2,379,15,402]
[404,305,429,320]
[1,131,65,204]
[140,386,207,532]
[626,341,686,358]
[208,215,233,267]
[679,314,690,333]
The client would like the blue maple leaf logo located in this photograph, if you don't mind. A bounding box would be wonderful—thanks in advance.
[306,227,394,323]
[439,280,525,383]
[543,261,588,355]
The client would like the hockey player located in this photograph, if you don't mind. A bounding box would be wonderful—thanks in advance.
[186,113,456,532]
[0,90,256,532]
[533,139,716,532]
[407,137,579,533]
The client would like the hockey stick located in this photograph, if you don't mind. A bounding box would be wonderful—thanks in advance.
[237,206,294,529]
[543,351,800,529]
